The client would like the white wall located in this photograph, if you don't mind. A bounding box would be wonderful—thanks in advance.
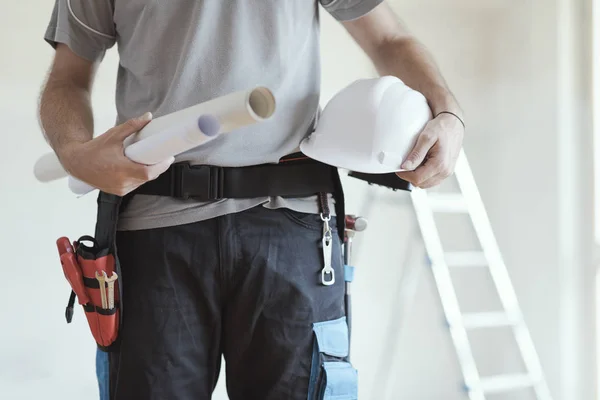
[322,1,596,400]
[0,3,120,399]
[0,1,595,400]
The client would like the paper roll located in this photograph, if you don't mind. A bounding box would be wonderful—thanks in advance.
[68,176,98,196]
[120,86,275,153]
[33,87,276,194]
[34,152,70,182]
[68,114,222,195]
[124,114,221,164]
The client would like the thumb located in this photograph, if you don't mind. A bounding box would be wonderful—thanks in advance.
[145,156,176,180]
[401,130,436,170]
[110,112,153,141]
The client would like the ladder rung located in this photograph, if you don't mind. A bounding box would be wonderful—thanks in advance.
[461,312,515,329]
[473,373,537,394]
[444,251,488,267]
[426,193,468,213]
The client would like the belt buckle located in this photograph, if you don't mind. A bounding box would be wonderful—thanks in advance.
[173,164,224,201]
[171,163,187,199]
[208,166,224,200]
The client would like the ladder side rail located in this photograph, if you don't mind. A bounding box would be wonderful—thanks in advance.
[453,150,553,400]
[411,188,485,400]
[453,150,522,314]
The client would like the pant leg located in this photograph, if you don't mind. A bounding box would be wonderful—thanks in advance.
[97,349,109,400]
[108,220,223,400]
[222,206,350,400]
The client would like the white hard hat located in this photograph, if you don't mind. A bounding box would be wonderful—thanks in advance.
[300,76,432,174]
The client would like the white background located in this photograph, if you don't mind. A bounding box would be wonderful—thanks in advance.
[0,1,596,399]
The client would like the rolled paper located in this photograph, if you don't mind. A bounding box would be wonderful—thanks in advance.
[34,152,69,183]
[68,177,98,196]
[32,87,276,194]
[125,114,221,164]
[68,114,222,195]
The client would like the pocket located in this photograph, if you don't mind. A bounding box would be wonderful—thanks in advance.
[313,317,349,358]
[308,316,358,400]
[281,208,337,232]
[321,362,358,400]
[83,304,120,347]
[76,238,121,350]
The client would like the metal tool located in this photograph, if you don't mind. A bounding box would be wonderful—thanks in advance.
[105,272,118,310]
[343,215,367,360]
[320,213,335,286]
[409,150,552,400]
[95,271,108,309]
[344,216,367,264]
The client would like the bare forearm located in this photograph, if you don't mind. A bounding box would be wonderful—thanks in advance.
[342,3,463,121]
[373,38,462,118]
[39,78,94,162]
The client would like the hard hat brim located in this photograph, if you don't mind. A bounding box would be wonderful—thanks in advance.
[300,139,408,174]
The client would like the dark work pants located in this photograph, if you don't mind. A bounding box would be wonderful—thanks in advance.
[107,206,355,400]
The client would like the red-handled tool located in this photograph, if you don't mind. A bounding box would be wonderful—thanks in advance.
[56,237,91,305]
[56,236,74,256]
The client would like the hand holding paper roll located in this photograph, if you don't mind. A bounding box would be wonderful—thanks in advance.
[34,87,276,195]
[56,112,175,196]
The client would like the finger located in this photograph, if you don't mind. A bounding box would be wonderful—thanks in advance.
[397,157,442,187]
[409,158,454,188]
[401,128,437,171]
[418,174,445,189]
[144,156,176,180]
[395,170,417,184]
[109,112,153,141]
[126,156,175,182]
[102,182,141,197]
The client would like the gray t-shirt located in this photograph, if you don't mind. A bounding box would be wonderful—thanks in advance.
[44,0,383,231]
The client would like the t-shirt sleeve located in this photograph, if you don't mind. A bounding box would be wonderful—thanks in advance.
[44,0,116,63]
[320,0,384,21]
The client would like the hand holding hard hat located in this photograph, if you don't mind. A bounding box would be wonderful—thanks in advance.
[300,76,433,174]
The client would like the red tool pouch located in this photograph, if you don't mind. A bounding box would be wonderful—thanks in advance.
[74,236,120,348]
[60,192,125,352]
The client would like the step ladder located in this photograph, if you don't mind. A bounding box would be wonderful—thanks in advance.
[409,149,552,400]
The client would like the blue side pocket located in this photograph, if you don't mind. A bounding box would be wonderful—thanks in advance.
[313,317,349,358]
[322,362,358,400]
[308,316,358,400]
[344,265,355,282]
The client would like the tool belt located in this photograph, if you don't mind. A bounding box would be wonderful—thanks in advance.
[57,154,345,351]
[124,153,346,235]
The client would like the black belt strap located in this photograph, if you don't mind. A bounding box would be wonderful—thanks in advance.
[131,158,337,201]
[123,154,346,238]
[94,191,125,352]
[95,193,122,250]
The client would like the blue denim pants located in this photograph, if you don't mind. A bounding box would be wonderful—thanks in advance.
[97,206,357,400]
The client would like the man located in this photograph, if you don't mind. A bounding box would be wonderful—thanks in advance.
[39,1,464,399]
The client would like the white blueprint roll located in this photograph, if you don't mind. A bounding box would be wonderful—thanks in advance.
[68,114,222,195]
[34,152,69,183]
[33,87,276,194]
